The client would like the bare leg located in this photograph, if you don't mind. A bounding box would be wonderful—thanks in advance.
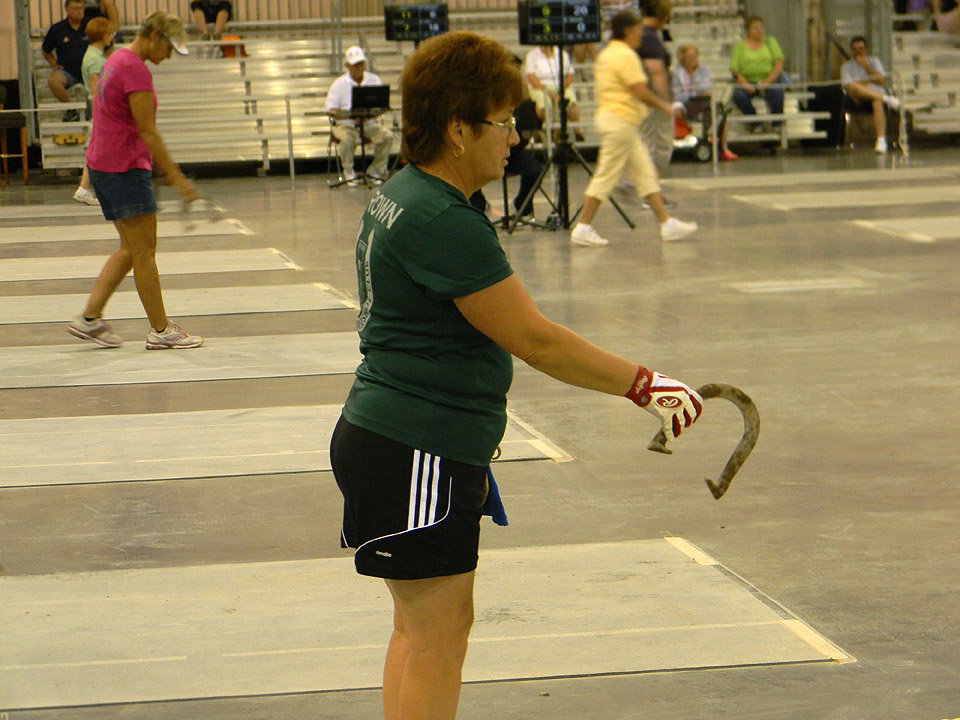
[644,192,670,223]
[192,9,209,35]
[846,84,887,139]
[579,194,602,225]
[79,165,91,191]
[383,571,475,720]
[213,9,229,36]
[82,230,133,319]
[48,71,70,103]
[115,213,168,331]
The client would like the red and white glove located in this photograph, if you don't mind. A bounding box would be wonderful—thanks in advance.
[625,366,703,441]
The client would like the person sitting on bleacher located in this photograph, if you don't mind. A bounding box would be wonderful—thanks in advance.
[729,14,788,128]
[523,45,581,124]
[324,46,394,187]
[671,43,737,160]
[840,36,901,154]
[42,0,89,119]
[190,0,232,40]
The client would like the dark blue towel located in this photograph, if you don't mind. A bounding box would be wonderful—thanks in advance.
[482,467,508,526]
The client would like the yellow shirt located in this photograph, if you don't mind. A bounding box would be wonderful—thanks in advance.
[593,39,649,125]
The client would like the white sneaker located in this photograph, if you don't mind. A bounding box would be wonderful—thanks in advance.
[73,187,99,205]
[66,315,122,348]
[883,95,901,110]
[660,217,698,242]
[145,321,203,350]
[570,224,609,246]
[875,136,888,154]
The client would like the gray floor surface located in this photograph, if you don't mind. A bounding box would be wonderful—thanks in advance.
[1,144,959,720]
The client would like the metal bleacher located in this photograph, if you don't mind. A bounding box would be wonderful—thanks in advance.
[892,25,960,135]
[29,3,837,173]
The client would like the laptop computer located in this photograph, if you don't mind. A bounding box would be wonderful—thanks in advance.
[351,85,390,111]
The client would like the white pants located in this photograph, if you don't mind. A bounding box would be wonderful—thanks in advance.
[585,109,660,202]
[332,122,393,178]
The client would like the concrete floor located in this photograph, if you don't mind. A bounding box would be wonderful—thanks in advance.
[1,143,959,719]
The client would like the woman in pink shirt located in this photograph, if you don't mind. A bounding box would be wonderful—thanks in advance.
[67,12,203,350]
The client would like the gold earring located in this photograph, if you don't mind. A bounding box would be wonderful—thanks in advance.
[453,144,464,159]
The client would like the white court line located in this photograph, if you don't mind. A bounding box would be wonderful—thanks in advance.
[852,216,960,243]
[0,539,846,709]
[0,199,191,220]
[0,219,246,244]
[506,410,574,462]
[0,406,562,487]
[662,165,960,191]
[0,332,360,390]
[731,185,960,210]
[0,283,352,324]
[0,248,294,282]
[782,620,855,663]
[724,277,874,294]
[2,656,189,671]
[665,536,718,566]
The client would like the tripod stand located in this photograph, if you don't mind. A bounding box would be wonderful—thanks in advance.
[516,45,634,231]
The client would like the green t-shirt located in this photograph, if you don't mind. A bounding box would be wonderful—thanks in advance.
[729,37,784,83]
[81,45,106,94]
[342,164,515,467]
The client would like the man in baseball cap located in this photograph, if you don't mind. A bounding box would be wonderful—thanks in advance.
[324,45,394,186]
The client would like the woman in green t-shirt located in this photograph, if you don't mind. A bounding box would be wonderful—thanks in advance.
[331,30,703,720]
[729,14,787,119]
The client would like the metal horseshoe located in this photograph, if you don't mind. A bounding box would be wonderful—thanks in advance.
[646,383,760,500]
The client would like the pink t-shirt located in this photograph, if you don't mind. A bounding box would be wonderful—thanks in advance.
[86,47,157,172]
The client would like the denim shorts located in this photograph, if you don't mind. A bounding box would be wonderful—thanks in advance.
[88,168,157,221]
[54,68,81,89]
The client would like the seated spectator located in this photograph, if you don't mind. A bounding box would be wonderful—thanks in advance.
[74,16,114,205]
[524,45,581,124]
[81,0,118,34]
[840,35,900,154]
[672,43,736,160]
[191,0,232,40]
[324,46,394,186]
[42,0,90,117]
[729,14,789,123]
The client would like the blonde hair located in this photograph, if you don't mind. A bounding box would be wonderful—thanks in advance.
[138,11,186,45]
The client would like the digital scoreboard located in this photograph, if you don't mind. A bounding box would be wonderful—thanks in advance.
[384,4,448,42]
[518,0,601,46]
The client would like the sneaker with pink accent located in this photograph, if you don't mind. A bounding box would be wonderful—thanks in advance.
[67,315,122,348]
[145,321,203,349]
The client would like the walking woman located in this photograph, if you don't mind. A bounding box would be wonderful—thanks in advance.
[330,31,702,720]
[67,12,202,349]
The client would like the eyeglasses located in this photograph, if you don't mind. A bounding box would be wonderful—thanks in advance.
[480,117,517,134]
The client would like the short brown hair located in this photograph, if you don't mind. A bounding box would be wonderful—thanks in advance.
[610,10,640,40]
[400,31,524,165]
[85,17,112,44]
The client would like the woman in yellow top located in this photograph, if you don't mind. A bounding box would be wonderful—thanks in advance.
[729,14,787,119]
[569,10,697,247]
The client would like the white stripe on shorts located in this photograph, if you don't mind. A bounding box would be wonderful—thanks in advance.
[408,450,442,530]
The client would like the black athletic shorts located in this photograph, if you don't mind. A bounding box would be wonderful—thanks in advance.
[330,416,487,580]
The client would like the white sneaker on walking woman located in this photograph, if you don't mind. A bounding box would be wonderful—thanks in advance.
[660,217,698,242]
[145,321,203,349]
